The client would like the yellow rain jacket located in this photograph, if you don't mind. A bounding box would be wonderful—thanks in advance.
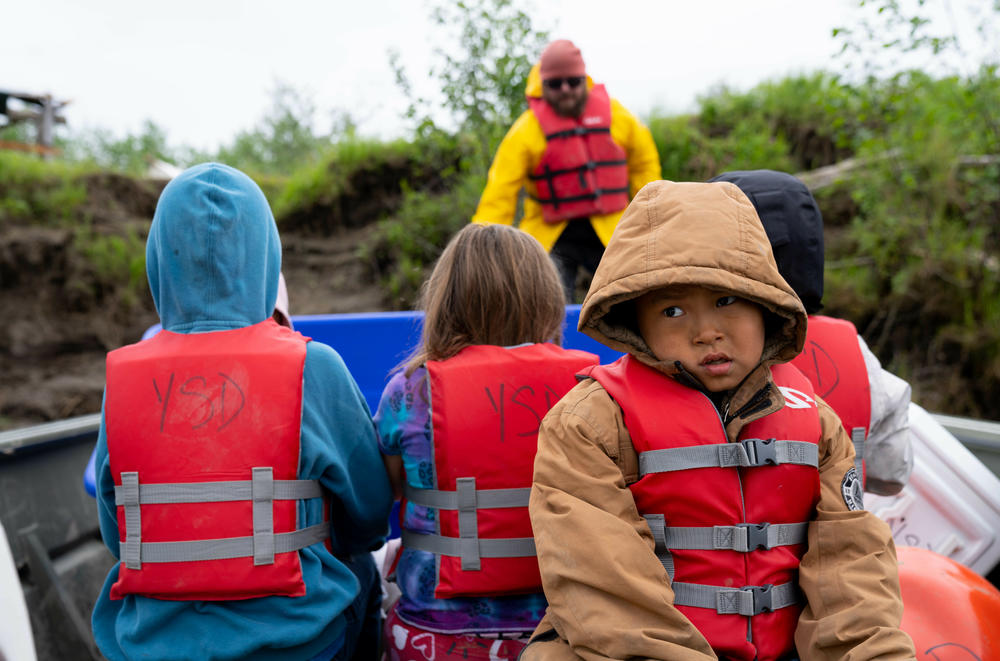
[471,65,661,252]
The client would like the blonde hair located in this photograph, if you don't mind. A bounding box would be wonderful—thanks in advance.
[403,224,566,375]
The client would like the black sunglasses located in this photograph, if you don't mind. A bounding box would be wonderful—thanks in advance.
[543,76,585,90]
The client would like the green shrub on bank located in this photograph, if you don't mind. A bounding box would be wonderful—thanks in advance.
[272,133,465,233]
[642,67,1000,417]
[360,171,485,308]
[649,73,860,181]
[71,228,147,309]
[0,151,89,227]
[272,139,392,220]
[817,68,1000,417]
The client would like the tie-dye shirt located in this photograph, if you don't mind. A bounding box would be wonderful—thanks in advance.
[374,367,547,634]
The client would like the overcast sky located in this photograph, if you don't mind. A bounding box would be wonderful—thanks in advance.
[3,1,990,152]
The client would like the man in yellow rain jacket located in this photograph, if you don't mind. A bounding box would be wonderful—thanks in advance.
[471,39,661,301]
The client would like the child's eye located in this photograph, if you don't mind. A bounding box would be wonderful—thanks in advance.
[663,306,683,318]
[716,296,737,307]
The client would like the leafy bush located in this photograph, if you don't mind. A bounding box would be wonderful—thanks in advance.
[390,0,549,175]
[649,73,861,181]
[272,133,465,234]
[361,172,485,308]
[819,66,1000,416]
[214,83,341,176]
[274,138,420,219]
[644,56,1000,417]
[71,228,147,309]
[0,151,89,227]
[61,120,177,176]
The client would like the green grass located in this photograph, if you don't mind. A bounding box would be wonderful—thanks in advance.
[70,228,148,310]
[272,136,459,222]
[0,151,91,227]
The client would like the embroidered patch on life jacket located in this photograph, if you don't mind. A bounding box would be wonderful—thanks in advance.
[841,467,864,511]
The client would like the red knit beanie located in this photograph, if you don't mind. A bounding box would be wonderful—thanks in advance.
[539,39,586,80]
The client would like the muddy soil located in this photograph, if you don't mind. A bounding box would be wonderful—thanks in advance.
[0,176,387,432]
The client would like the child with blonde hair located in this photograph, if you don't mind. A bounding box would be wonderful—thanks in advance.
[374,223,598,660]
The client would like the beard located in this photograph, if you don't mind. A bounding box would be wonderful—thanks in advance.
[553,92,589,118]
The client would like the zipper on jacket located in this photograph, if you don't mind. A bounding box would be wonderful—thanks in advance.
[673,362,772,428]
[730,383,773,424]
[671,361,707,393]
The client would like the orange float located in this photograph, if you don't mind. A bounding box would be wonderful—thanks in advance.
[897,546,1000,660]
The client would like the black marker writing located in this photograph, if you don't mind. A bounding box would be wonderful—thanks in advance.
[485,380,565,443]
[180,376,214,429]
[152,373,175,433]
[926,642,981,660]
[512,385,540,437]
[152,371,246,433]
[485,383,505,442]
[806,340,840,399]
[217,372,245,431]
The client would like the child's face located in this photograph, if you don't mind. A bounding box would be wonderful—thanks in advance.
[635,285,765,392]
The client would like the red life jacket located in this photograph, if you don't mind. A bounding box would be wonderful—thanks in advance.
[584,356,821,661]
[104,319,328,601]
[403,343,599,599]
[789,315,871,483]
[527,84,630,223]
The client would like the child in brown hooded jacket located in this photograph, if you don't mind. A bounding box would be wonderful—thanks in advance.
[524,181,916,660]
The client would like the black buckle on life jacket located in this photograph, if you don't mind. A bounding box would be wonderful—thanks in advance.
[747,584,774,615]
[738,522,771,550]
[742,438,777,466]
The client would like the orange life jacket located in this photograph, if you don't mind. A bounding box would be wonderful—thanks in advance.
[790,315,871,483]
[584,356,821,661]
[527,84,630,223]
[403,343,599,599]
[104,319,328,601]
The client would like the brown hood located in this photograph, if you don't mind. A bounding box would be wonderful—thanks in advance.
[579,180,807,372]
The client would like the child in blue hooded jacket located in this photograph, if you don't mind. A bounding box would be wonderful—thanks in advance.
[91,163,393,661]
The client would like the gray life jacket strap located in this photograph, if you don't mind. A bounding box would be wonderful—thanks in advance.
[119,521,330,564]
[643,513,675,577]
[121,472,142,570]
[644,516,807,553]
[401,529,537,564]
[457,477,479,570]
[117,468,327,568]
[114,477,323,505]
[851,427,866,480]
[252,467,275,565]
[404,478,532,570]
[671,580,800,616]
[638,439,818,477]
[403,482,530,510]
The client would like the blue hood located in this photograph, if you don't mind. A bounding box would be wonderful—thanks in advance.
[146,163,281,332]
